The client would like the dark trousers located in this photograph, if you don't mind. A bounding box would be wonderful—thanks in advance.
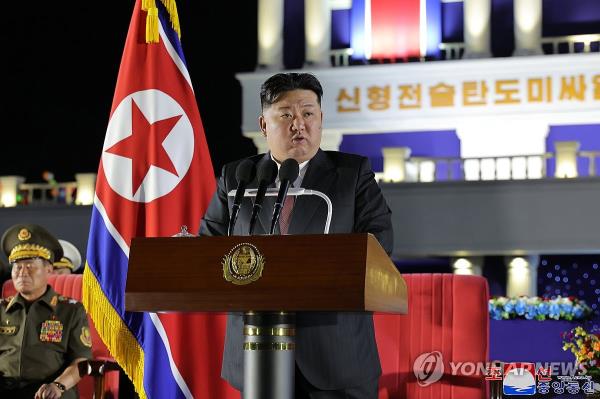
[0,381,40,399]
[295,366,378,399]
[240,366,379,399]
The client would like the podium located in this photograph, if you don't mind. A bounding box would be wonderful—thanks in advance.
[126,233,407,398]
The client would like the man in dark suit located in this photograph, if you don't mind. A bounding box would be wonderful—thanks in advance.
[200,72,393,398]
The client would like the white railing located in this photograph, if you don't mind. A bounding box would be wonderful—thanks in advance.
[580,150,600,176]
[407,153,553,182]
[378,149,600,183]
[438,42,465,60]
[541,34,600,54]
[330,48,355,67]
[0,173,96,207]
[439,34,600,60]
[19,182,78,205]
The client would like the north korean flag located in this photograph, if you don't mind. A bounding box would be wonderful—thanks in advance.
[83,1,235,398]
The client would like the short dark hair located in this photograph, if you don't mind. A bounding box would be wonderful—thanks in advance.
[260,73,323,110]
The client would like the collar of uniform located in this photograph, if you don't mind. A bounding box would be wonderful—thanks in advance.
[269,153,310,186]
[7,285,59,311]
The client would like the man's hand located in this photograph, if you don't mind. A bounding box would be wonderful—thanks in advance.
[34,382,63,399]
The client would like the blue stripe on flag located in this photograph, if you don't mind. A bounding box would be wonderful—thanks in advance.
[142,315,188,399]
[86,206,129,314]
[87,206,187,398]
[157,1,187,67]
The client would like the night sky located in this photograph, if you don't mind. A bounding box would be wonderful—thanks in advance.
[1,1,258,183]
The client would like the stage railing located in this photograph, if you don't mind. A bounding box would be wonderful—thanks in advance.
[377,150,600,183]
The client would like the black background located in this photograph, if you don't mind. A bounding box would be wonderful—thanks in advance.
[1,1,258,182]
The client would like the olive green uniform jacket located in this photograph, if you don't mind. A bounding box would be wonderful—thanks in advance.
[0,286,92,398]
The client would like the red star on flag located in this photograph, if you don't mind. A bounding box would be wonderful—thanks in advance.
[105,99,182,194]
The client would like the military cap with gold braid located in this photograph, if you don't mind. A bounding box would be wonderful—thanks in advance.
[1,224,63,264]
[54,239,82,272]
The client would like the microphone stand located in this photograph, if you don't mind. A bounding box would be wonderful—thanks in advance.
[227,188,333,234]
[226,188,333,399]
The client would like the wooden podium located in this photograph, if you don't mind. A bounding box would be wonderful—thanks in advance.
[126,233,407,398]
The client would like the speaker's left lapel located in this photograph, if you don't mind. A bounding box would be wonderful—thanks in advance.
[289,150,336,235]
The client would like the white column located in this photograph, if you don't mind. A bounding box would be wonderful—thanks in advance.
[258,0,285,70]
[305,0,332,67]
[513,0,543,56]
[382,147,411,182]
[0,176,25,207]
[506,255,539,297]
[463,0,492,58]
[452,257,483,276]
[554,141,580,178]
[320,129,343,151]
[75,173,97,205]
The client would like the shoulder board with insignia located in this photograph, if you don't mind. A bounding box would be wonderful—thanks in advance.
[1,296,14,305]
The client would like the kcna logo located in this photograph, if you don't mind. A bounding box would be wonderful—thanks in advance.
[102,89,195,203]
[503,363,537,395]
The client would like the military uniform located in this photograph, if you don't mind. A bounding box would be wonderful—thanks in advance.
[0,223,93,398]
[0,286,92,398]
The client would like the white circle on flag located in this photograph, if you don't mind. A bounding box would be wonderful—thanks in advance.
[102,89,194,203]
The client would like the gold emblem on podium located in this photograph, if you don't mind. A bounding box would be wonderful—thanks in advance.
[222,243,265,285]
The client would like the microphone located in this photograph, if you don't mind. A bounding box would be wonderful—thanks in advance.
[269,158,299,234]
[248,159,278,235]
[228,159,256,236]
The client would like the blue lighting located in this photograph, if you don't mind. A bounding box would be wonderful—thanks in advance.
[425,0,442,58]
[350,0,367,60]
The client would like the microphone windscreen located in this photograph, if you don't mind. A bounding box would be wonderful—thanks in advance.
[257,159,278,184]
[279,158,300,183]
[235,159,256,184]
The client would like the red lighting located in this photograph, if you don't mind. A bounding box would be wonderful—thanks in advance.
[371,0,421,60]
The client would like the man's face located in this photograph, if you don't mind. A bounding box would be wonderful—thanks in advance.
[259,89,323,163]
[11,258,52,298]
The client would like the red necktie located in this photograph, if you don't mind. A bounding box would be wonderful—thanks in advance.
[279,194,295,235]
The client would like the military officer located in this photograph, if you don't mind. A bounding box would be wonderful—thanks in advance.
[52,240,83,275]
[0,224,92,399]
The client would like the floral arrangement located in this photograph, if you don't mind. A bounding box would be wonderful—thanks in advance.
[562,326,600,377]
[488,295,593,321]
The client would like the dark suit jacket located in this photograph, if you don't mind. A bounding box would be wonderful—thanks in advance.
[200,149,393,390]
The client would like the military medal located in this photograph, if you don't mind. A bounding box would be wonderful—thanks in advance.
[40,319,63,342]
